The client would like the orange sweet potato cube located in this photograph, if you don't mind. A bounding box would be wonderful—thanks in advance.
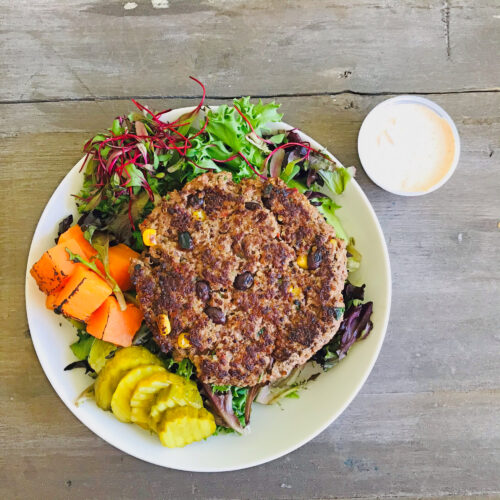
[87,296,143,347]
[58,224,97,260]
[30,238,91,294]
[53,264,112,322]
[108,244,139,291]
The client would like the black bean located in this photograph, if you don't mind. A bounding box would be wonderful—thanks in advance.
[245,201,260,211]
[187,191,204,208]
[261,184,273,209]
[196,281,211,301]
[307,246,323,270]
[234,271,254,291]
[262,184,273,196]
[178,231,194,250]
[262,196,273,210]
[205,306,226,324]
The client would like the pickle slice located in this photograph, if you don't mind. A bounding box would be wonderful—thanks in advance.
[157,406,216,448]
[149,380,203,431]
[94,346,163,410]
[129,371,184,428]
[111,364,166,422]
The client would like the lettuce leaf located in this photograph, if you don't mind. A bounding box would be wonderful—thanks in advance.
[70,331,95,361]
[317,198,348,242]
[186,97,283,182]
[233,96,282,133]
[318,166,354,195]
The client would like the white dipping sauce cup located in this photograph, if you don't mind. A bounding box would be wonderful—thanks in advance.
[357,96,461,196]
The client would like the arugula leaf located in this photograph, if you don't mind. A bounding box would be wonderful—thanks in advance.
[70,331,95,361]
[65,244,127,310]
[91,235,127,310]
[65,247,105,277]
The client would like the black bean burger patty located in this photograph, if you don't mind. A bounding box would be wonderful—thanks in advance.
[131,172,347,387]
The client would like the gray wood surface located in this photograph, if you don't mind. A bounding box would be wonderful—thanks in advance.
[1,0,499,499]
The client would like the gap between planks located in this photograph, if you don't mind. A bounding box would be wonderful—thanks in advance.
[1,88,499,106]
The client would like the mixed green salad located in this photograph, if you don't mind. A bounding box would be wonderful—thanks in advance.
[62,77,373,434]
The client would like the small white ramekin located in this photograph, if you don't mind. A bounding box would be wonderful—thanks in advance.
[357,95,461,196]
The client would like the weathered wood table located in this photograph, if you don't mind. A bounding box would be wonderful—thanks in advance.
[1,1,499,498]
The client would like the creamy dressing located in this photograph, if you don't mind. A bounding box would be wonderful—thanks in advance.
[359,102,456,193]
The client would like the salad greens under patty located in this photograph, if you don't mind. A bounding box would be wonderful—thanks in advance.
[64,77,373,433]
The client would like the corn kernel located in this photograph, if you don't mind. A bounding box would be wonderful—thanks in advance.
[157,313,171,336]
[296,254,308,269]
[330,238,337,249]
[192,209,206,221]
[288,285,301,298]
[142,228,157,246]
[177,333,191,349]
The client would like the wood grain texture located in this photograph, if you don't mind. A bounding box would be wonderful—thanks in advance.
[1,0,500,498]
[1,0,500,103]
[1,93,499,499]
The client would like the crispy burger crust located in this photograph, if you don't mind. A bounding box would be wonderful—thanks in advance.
[131,172,347,387]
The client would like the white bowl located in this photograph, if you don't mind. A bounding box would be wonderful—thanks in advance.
[25,107,391,471]
[358,95,461,196]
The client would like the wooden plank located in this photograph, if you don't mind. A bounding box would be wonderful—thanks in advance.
[0,93,499,498]
[1,391,499,499]
[1,0,499,102]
